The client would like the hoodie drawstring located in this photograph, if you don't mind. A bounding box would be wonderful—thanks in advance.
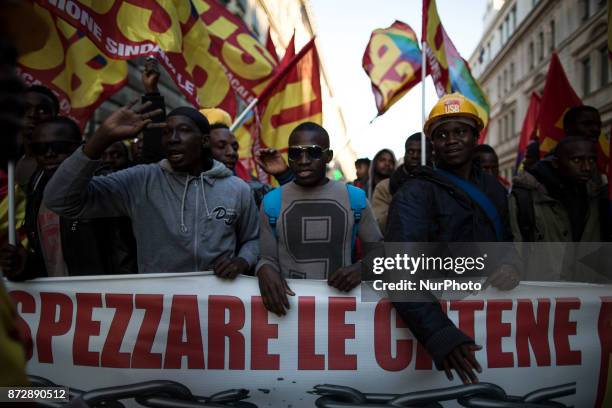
[200,174,212,220]
[180,174,189,233]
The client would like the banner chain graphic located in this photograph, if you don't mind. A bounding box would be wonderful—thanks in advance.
[28,376,257,407]
[312,382,576,407]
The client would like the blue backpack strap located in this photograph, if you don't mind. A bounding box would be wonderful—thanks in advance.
[346,184,367,257]
[262,187,282,238]
[435,168,503,241]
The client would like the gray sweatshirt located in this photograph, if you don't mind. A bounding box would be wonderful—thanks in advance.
[44,147,259,273]
[256,180,383,279]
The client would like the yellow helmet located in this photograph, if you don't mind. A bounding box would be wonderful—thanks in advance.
[200,108,233,128]
[424,93,484,137]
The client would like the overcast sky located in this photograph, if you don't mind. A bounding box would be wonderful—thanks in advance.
[309,0,488,160]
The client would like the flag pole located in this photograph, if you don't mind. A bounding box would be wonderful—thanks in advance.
[7,160,15,246]
[230,37,317,131]
[421,41,427,166]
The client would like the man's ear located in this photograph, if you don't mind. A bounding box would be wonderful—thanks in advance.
[325,149,334,164]
[202,133,210,149]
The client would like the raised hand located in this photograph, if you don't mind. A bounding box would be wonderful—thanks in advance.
[142,57,160,93]
[255,148,289,176]
[84,100,164,159]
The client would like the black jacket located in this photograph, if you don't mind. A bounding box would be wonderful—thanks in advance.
[385,165,515,368]
[15,169,136,280]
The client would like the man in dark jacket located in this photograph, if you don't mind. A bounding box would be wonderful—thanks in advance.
[386,93,519,384]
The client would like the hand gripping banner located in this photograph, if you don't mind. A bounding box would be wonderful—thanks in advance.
[4,274,612,407]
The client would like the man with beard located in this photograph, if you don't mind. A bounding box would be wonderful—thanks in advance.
[256,122,382,315]
[372,132,432,232]
[44,104,259,277]
[386,93,519,384]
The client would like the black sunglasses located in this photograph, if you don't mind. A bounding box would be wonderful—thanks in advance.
[30,141,78,156]
[288,145,329,161]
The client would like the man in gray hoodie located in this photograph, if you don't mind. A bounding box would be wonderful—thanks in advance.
[44,102,259,277]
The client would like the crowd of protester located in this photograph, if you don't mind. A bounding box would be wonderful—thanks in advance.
[1,43,611,388]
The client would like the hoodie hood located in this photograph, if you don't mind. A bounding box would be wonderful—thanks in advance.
[159,158,233,179]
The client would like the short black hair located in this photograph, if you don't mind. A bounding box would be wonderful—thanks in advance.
[554,136,596,157]
[210,123,230,130]
[26,85,60,115]
[355,158,370,166]
[289,122,329,147]
[473,144,498,158]
[563,105,600,131]
[37,116,81,142]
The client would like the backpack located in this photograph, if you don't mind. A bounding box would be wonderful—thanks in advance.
[262,184,367,258]
[512,187,536,241]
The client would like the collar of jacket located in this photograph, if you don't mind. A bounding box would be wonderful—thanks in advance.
[409,164,491,209]
[158,158,232,186]
[516,160,602,202]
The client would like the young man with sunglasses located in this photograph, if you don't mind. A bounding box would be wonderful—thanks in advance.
[0,117,115,279]
[256,122,382,316]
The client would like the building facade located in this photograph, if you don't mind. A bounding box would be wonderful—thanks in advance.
[468,0,611,179]
[92,0,355,179]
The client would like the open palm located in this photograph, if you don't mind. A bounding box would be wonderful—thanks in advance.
[99,101,162,143]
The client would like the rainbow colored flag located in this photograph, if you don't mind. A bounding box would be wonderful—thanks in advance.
[362,21,423,116]
[422,0,490,140]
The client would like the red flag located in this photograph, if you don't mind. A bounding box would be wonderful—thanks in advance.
[538,52,582,155]
[266,28,280,64]
[515,92,541,171]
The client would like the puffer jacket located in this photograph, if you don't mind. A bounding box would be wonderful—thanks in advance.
[385,164,516,368]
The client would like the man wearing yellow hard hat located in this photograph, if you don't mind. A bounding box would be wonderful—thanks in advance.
[386,93,520,384]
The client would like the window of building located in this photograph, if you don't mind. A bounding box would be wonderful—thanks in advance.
[528,42,535,70]
[538,31,544,61]
[550,20,555,51]
[582,56,591,95]
[499,26,504,47]
[503,116,509,141]
[511,6,517,31]
[503,69,508,93]
[510,62,515,87]
[487,42,491,61]
[497,76,502,98]
[237,0,247,14]
[504,16,510,41]
[582,0,590,21]
[498,118,503,142]
[601,46,610,86]
[510,110,516,139]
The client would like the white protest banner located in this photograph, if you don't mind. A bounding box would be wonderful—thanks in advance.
[4,273,611,407]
